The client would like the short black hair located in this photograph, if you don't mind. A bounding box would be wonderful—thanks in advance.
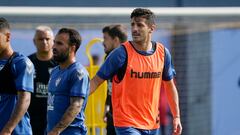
[0,17,10,30]
[57,28,82,52]
[102,25,111,33]
[130,8,156,25]
[102,24,128,43]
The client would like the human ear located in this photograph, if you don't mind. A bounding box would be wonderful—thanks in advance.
[150,24,156,32]
[5,32,10,42]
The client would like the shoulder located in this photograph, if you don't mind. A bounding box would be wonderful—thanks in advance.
[156,42,164,46]
[154,42,171,56]
[70,62,89,76]
[112,45,126,54]
[106,45,127,60]
[28,53,37,61]
[163,47,171,58]
[13,53,34,68]
[154,42,165,51]
[10,53,34,75]
[68,62,89,83]
[28,53,36,59]
[103,45,127,67]
[51,65,60,74]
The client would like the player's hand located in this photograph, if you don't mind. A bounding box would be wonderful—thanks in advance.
[103,115,108,123]
[103,105,110,122]
[103,109,106,122]
[172,117,182,135]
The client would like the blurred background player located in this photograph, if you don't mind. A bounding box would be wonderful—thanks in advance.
[102,24,128,135]
[0,17,34,135]
[28,25,57,135]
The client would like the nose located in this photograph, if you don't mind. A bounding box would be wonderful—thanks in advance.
[52,42,56,49]
[43,39,48,44]
[131,25,138,33]
[103,42,106,47]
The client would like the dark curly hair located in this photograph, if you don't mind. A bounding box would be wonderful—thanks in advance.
[0,17,10,30]
[102,24,128,43]
[130,8,156,25]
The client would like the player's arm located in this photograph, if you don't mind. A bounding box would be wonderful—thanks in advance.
[162,47,182,135]
[90,45,127,95]
[0,91,31,134]
[48,97,84,135]
[162,47,180,118]
[90,75,105,95]
[163,79,180,118]
[163,80,182,135]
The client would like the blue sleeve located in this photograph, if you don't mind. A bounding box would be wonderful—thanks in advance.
[162,47,176,81]
[70,68,90,98]
[97,46,127,80]
[13,57,34,92]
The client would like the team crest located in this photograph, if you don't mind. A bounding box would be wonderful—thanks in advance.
[55,77,61,87]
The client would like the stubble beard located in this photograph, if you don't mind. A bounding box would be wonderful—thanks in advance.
[53,49,69,63]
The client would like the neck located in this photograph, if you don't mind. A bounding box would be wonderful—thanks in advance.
[132,34,152,51]
[59,57,76,69]
[132,40,152,51]
[113,41,121,49]
[36,51,53,61]
[0,45,14,60]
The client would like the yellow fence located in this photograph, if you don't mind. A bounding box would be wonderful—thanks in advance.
[85,38,107,135]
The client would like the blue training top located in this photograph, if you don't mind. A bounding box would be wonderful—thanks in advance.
[0,53,34,135]
[97,41,176,81]
[47,62,90,135]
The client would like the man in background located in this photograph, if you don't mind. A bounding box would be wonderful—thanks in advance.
[102,24,128,135]
[28,26,57,135]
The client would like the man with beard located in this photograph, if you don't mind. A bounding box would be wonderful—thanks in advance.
[28,26,57,135]
[102,24,127,135]
[47,28,90,135]
[90,8,182,135]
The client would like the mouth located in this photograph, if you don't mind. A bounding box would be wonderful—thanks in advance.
[132,33,140,38]
[132,35,140,38]
[53,49,58,56]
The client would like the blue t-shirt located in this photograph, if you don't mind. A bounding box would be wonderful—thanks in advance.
[47,62,90,135]
[97,42,176,81]
[0,53,34,135]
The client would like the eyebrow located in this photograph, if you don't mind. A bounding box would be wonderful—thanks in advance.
[54,40,62,44]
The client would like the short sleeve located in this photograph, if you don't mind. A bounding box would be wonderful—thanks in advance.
[13,57,34,92]
[162,47,176,81]
[97,46,127,80]
[69,68,90,98]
